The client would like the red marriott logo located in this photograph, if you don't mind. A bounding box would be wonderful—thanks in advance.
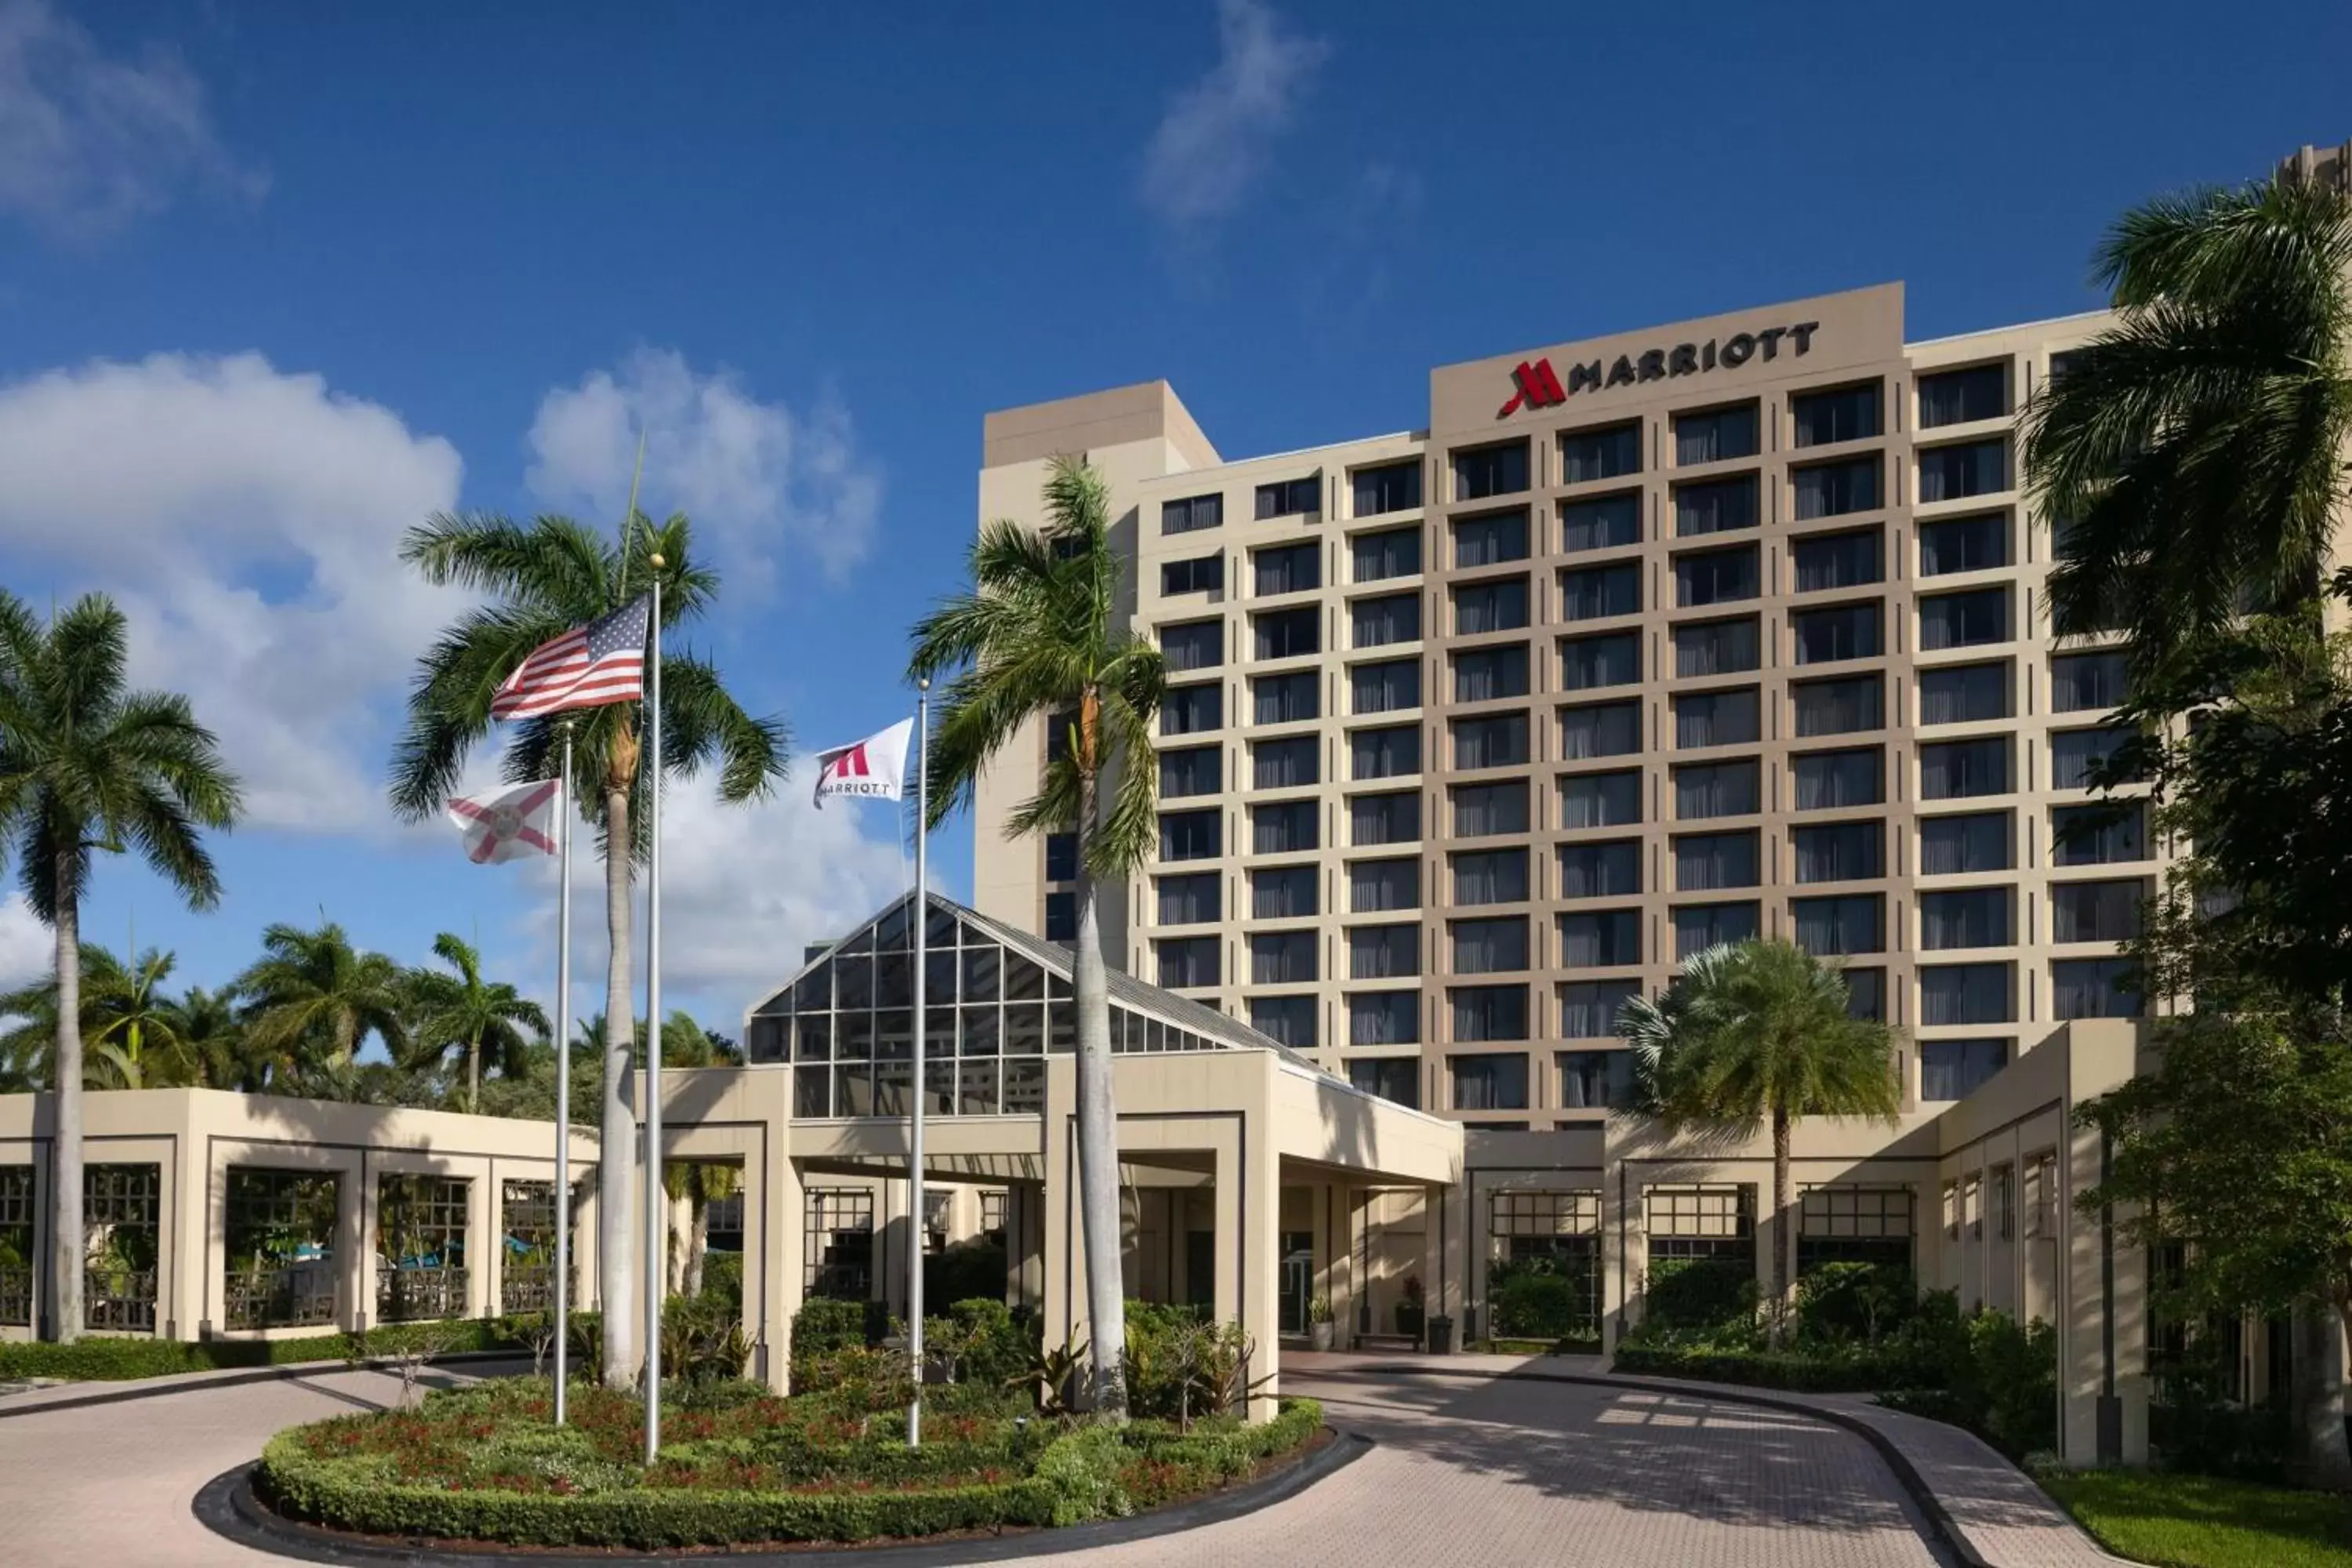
[1497,358,1566,418]
[822,743,873,781]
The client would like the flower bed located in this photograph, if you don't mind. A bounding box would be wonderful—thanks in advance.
[255,1378,1324,1550]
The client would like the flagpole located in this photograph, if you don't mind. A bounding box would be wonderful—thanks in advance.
[907,681,929,1448]
[554,723,574,1426]
[643,561,665,1464]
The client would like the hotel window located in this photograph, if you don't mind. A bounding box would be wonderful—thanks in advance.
[1250,931,1318,985]
[1045,832,1077,882]
[1920,738,2010,800]
[1160,619,1223,673]
[1252,735,1319,790]
[1563,630,1642,690]
[1675,902,1760,958]
[1352,592,1421,648]
[1453,711,1530,770]
[1352,526,1421,583]
[1159,745,1221,799]
[1156,936,1219,989]
[1162,493,1223,535]
[1559,840,1641,898]
[1792,747,1883,809]
[2053,801,2147,866]
[1560,770,1642,829]
[2053,726,2142,789]
[2053,958,2142,1021]
[1559,1049,1635,1108]
[1563,699,1642,758]
[1921,1037,2009,1101]
[1562,561,1643,620]
[1161,553,1223,596]
[1351,658,1421,714]
[2052,652,2129,713]
[1253,800,1318,855]
[1348,1055,1420,1105]
[1454,644,1532,703]
[1559,909,1642,967]
[1921,811,2013,875]
[1920,964,2013,1025]
[1348,994,1421,1048]
[1452,985,1530,1043]
[1454,510,1530,568]
[1675,686,1759,749]
[1350,790,1421,846]
[1562,493,1642,554]
[1352,461,1421,517]
[1794,456,1882,521]
[1559,423,1640,484]
[1676,545,1760,606]
[1675,404,1759,466]
[1918,364,2009,428]
[1922,887,2014,949]
[1844,968,1888,1022]
[1791,383,1882,447]
[1161,682,1221,736]
[1559,978,1638,1040]
[1253,670,1319,726]
[1675,829,1760,891]
[1044,893,1076,942]
[1455,440,1531,499]
[1794,674,1884,737]
[1156,873,1219,925]
[1675,474,1761,537]
[1674,617,1759,677]
[1919,662,2010,724]
[1251,865,1317,920]
[1255,475,1319,520]
[1250,996,1316,1048]
[1350,724,1421,780]
[1451,1052,1529,1110]
[1793,602,1882,664]
[1793,820,1884,882]
[1452,847,1530,906]
[1920,588,2009,651]
[1254,605,1320,661]
[1349,923,1420,978]
[1158,809,1221,862]
[1453,779,1530,838]
[1793,528,1884,592]
[1254,541,1320,597]
[2053,879,2145,943]
[1919,513,2009,576]
[1350,858,1421,913]
[1454,575,1530,635]
[1795,894,1884,956]
[1452,916,1530,975]
[1675,759,1760,819]
[1918,439,2009,502]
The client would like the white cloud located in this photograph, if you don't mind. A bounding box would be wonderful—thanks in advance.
[0,352,466,831]
[526,349,881,587]
[1138,0,1329,234]
[0,894,44,988]
[0,0,265,238]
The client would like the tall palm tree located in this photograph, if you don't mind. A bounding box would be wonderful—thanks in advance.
[176,985,256,1091]
[390,510,786,1390]
[403,932,550,1112]
[0,945,199,1089]
[1618,941,1900,1348]
[236,920,407,1086]
[909,455,1163,1415]
[0,590,239,1345]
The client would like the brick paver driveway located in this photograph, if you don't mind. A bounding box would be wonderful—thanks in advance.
[0,1362,1948,1566]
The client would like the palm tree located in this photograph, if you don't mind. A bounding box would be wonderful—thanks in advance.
[1618,941,1900,1348]
[2021,172,2352,696]
[176,985,256,1091]
[403,932,550,1112]
[0,590,239,1344]
[909,455,1163,1415]
[390,509,786,1389]
[0,945,198,1089]
[236,920,408,1087]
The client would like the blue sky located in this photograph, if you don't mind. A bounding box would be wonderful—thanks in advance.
[1,0,2347,1035]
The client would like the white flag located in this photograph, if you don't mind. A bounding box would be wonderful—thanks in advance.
[446,779,561,863]
[813,718,914,809]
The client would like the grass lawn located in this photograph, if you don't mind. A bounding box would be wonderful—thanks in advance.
[2041,1468,2352,1568]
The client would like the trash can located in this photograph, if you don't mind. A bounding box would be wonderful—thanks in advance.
[1425,1313,1454,1355]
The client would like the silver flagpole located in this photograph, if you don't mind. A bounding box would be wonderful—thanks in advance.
[643,568,665,1463]
[907,684,929,1448]
[554,722,574,1426]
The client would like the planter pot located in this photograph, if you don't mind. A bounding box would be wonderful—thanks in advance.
[1309,1322,1334,1352]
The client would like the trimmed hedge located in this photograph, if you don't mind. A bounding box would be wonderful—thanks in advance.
[0,1319,528,1382]
[1611,1341,1907,1393]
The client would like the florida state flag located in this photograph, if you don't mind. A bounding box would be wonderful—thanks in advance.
[811,718,914,809]
[445,779,560,863]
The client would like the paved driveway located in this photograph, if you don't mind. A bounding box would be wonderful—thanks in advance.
[0,1363,1948,1566]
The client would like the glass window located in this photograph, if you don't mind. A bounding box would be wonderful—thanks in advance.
[1793,529,1883,592]
[1793,674,1883,737]
[1158,808,1221,861]
[1451,1051,1529,1110]
[1348,995,1421,1049]
[1253,670,1319,726]
[1675,902,1759,958]
[1559,909,1642,967]
[2053,879,2144,943]
[1920,812,2012,875]
[1843,968,1888,1022]
[1352,592,1421,648]
[1563,699,1642,759]
[1922,887,2013,949]
[1254,605,1320,661]
[1561,493,1642,554]
[1348,1054,1420,1105]
[1452,847,1530,906]
[1162,494,1223,535]
[1792,748,1882,809]
[1675,829,1760,891]
[1918,439,2009,502]
[1349,924,1420,978]
[1350,791,1420,846]
[1455,441,1531,499]
[1795,894,1883,956]
[1920,589,2009,651]
[1918,662,2010,724]
[1045,832,1077,882]
[1451,987,1530,1043]
[1563,630,1642,690]
[1160,619,1223,673]
[1249,995,1316,1048]
[1452,712,1530,770]
[1351,724,1421,780]
[1675,474,1761,537]
[1254,542,1320,597]
[1251,865,1318,920]
[1918,364,2009,427]
[1454,576,1530,635]
[1793,601,1882,664]
[1352,461,1421,517]
[1454,510,1530,568]
[1920,964,2013,1025]
[1560,770,1641,829]
[1674,687,1759,750]
[1561,561,1643,620]
[1451,916,1530,974]
[1791,383,1881,447]
[1675,545,1759,606]
[2052,652,2129,713]
[2053,801,2147,866]
[2053,958,2141,1021]
[1559,1048,1635,1108]
[1251,735,1318,790]
[1675,404,1759,466]
[1674,617,1759,678]
[1156,936,1219,989]
[1252,800,1318,855]
[1162,553,1224,596]
[1351,658,1420,714]
[1352,526,1421,583]
[1794,457,1882,521]
[1161,682,1222,736]
[1675,759,1760,819]
[1559,424,1640,484]
[1160,745,1221,798]
[1250,931,1318,985]
[1350,858,1421,913]
[1254,476,1319,519]
[1921,738,2010,800]
[1559,982,1638,1042]
[1453,779,1530,838]
[2053,727,2140,789]
[1919,513,2008,576]
[1454,644,1532,702]
[1559,839,1641,898]
[1793,820,1883,882]
[1156,873,1219,925]
[1921,1037,2009,1100]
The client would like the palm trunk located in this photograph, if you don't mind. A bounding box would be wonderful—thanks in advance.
[598,779,638,1390]
[2290,1301,2351,1489]
[1071,760,1127,1417]
[1769,1107,1791,1351]
[685,1192,709,1300]
[49,877,83,1345]
[466,1029,481,1115]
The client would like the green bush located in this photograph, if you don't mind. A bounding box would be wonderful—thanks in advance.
[0,1318,528,1383]
[2150,1336,2291,1481]
[1642,1258,1757,1334]
[925,1238,1007,1308]
[699,1250,743,1312]
[1490,1265,1590,1341]
[1613,1341,1904,1393]
[936,1297,1033,1392]
[788,1297,873,1382]
[1795,1262,1916,1346]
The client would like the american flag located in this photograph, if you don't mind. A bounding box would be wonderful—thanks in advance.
[490,594,651,720]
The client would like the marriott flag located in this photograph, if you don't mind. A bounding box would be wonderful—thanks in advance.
[812,718,914,808]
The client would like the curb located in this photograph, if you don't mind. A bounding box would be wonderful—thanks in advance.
[0,1351,527,1421]
[194,1426,1371,1566]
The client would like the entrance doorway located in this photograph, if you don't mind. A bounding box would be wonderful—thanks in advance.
[1279,1230,1314,1334]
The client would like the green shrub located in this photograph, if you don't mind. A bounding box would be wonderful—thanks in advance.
[699,1250,743,1312]
[1642,1258,1757,1334]
[2150,1336,2290,1481]
[925,1239,1007,1308]
[1613,1341,1901,1393]
[1795,1262,1916,1345]
[788,1297,873,1381]
[939,1297,1033,1392]
[1490,1266,1589,1340]
[0,1318,528,1383]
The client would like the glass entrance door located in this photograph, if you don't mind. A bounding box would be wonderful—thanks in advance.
[1279,1231,1314,1334]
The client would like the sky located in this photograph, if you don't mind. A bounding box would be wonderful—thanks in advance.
[0,0,2347,1038]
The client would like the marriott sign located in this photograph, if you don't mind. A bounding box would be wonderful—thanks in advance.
[1498,321,1821,418]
